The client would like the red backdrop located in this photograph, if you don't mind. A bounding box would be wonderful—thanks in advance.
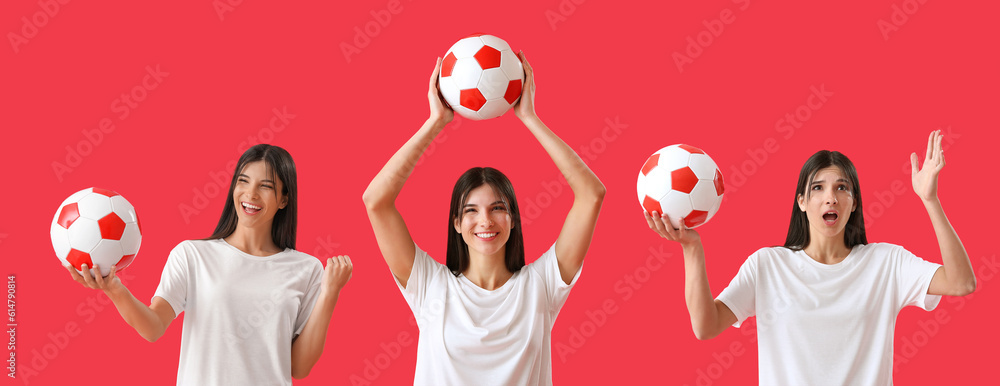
[2,0,997,385]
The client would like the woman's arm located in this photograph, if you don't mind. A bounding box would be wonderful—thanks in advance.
[291,255,352,379]
[66,264,175,342]
[362,58,454,288]
[646,213,736,340]
[514,53,606,285]
[914,130,976,296]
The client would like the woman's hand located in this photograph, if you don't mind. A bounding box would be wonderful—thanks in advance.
[513,51,538,122]
[428,57,454,126]
[645,211,701,248]
[320,255,353,295]
[911,130,945,202]
[66,264,125,293]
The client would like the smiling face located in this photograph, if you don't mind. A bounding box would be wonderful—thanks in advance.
[453,184,513,259]
[797,166,857,241]
[233,160,287,231]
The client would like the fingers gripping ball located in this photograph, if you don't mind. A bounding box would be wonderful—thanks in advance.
[439,33,523,120]
[637,144,725,229]
[50,188,142,277]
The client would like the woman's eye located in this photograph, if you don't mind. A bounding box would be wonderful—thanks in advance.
[464,209,476,214]
[262,185,273,190]
[493,206,506,211]
[811,185,822,190]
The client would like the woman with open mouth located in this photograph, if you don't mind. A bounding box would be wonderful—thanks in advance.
[646,130,976,385]
[363,52,605,386]
[65,144,353,385]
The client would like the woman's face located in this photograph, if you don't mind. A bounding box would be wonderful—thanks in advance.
[454,184,513,259]
[233,160,287,230]
[797,166,856,241]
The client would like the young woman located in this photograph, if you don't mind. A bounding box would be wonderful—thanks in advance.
[363,53,605,385]
[65,144,353,385]
[647,131,975,384]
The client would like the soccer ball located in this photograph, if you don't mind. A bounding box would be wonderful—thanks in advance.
[439,33,523,120]
[50,188,142,277]
[637,144,725,229]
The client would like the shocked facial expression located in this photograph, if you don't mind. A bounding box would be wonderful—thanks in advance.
[233,160,287,230]
[454,184,513,258]
[797,166,857,240]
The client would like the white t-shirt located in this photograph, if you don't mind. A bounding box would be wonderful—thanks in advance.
[153,239,324,386]
[717,242,942,385]
[396,242,580,386]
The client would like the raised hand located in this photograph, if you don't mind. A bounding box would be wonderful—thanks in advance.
[428,57,454,125]
[911,130,946,202]
[321,255,353,295]
[645,211,701,248]
[66,264,124,293]
[513,51,537,121]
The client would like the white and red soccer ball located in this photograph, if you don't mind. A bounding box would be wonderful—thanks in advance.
[438,33,523,120]
[50,188,142,277]
[637,144,725,229]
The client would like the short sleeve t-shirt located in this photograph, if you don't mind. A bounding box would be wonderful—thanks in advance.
[153,239,324,386]
[396,242,580,386]
[716,243,942,385]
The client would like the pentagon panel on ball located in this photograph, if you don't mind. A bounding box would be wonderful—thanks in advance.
[50,187,143,277]
[439,34,524,120]
[637,144,725,229]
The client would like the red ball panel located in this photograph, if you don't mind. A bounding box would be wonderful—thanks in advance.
[460,88,487,111]
[474,46,502,69]
[92,188,119,197]
[642,195,662,214]
[441,52,458,77]
[66,249,93,271]
[671,167,699,194]
[504,79,521,105]
[641,154,660,176]
[678,144,705,155]
[116,254,136,271]
[57,203,81,229]
[685,210,709,228]
[714,170,725,196]
[98,213,127,240]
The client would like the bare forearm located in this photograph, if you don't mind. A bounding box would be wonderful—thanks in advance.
[291,290,339,379]
[363,118,447,209]
[105,287,167,342]
[522,116,605,198]
[924,198,976,294]
[682,243,721,340]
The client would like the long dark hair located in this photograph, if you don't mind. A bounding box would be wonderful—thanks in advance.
[447,167,525,275]
[783,150,867,250]
[205,144,298,250]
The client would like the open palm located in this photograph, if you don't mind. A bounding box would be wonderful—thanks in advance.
[911,130,946,201]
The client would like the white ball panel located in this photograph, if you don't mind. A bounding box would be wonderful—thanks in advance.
[690,180,720,210]
[477,98,512,120]
[688,154,720,180]
[67,218,101,253]
[656,145,692,172]
[448,37,485,59]
[452,103,481,121]
[499,50,523,81]
[641,167,673,203]
[660,191,694,229]
[78,193,113,220]
[479,34,512,52]
[438,76,461,109]
[479,68,511,100]
[90,239,124,277]
[450,58,484,89]
[110,195,138,223]
[121,223,142,255]
[50,222,71,260]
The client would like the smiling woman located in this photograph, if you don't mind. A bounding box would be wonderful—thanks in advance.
[63,144,353,385]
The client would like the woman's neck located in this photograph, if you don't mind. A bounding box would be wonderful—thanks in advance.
[463,249,513,290]
[225,225,281,256]
[803,232,851,265]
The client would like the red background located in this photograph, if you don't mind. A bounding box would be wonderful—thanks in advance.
[2,0,998,385]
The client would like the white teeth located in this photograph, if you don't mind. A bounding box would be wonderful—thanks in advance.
[242,202,261,210]
[475,232,498,238]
